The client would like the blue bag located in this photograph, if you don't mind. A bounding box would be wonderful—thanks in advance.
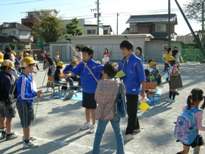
[116,83,127,118]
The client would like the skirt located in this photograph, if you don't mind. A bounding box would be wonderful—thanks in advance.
[169,74,183,89]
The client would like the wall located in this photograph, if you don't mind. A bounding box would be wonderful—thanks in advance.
[49,34,151,62]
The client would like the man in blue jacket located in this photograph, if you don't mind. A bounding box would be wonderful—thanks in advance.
[119,40,146,141]
[16,56,42,148]
[70,47,103,133]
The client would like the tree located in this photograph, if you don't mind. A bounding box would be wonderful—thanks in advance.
[185,0,204,22]
[65,18,83,38]
[33,16,64,43]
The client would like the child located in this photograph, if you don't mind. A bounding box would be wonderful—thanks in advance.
[16,56,42,148]
[0,60,17,141]
[168,59,182,103]
[93,63,125,154]
[147,59,161,85]
[70,47,103,133]
[175,88,205,154]
[54,61,64,83]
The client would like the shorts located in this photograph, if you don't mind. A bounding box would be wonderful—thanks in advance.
[16,102,34,128]
[82,92,96,109]
[183,135,204,148]
[0,101,16,118]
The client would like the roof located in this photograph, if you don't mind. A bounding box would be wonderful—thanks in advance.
[0,22,31,31]
[127,14,177,24]
[84,24,112,28]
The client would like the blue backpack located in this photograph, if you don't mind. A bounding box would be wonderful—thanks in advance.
[174,107,200,145]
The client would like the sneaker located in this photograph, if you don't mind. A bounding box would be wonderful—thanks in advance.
[88,125,95,134]
[23,140,39,149]
[133,129,140,134]
[124,134,134,141]
[6,132,17,140]
[80,122,90,131]
[0,131,6,141]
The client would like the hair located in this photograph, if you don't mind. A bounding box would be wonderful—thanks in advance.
[167,48,172,53]
[136,47,142,55]
[187,88,204,109]
[148,59,153,63]
[120,40,133,51]
[170,60,176,66]
[75,45,81,51]
[81,47,94,56]
[5,47,11,53]
[103,63,117,78]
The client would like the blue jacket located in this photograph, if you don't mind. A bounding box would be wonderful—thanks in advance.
[63,64,73,74]
[16,73,37,104]
[72,59,103,94]
[119,54,145,95]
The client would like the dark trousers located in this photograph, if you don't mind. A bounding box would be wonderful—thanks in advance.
[125,94,139,135]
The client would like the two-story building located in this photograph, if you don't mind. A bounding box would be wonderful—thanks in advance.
[0,22,33,49]
[83,24,112,35]
[124,14,177,39]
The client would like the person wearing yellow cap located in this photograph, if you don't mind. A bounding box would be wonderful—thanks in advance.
[54,61,65,83]
[16,56,42,148]
[147,59,161,85]
[0,52,4,65]
[0,60,17,141]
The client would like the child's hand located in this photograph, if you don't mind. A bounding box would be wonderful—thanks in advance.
[37,90,42,97]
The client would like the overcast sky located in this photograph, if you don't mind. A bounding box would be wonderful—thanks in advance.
[0,0,201,35]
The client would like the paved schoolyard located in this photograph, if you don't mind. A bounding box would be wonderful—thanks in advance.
[0,63,205,154]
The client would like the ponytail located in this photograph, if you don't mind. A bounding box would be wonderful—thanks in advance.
[187,95,192,110]
[201,96,205,110]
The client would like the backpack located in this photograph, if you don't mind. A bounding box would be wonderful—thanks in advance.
[174,107,200,145]
[115,82,127,118]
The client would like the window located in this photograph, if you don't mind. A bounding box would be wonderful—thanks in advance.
[155,24,166,32]
[87,29,96,35]
[103,30,108,35]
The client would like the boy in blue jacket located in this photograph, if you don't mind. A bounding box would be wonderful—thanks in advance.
[16,56,42,148]
[70,47,103,133]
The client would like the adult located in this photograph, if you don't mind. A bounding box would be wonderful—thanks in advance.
[135,46,144,63]
[118,40,146,140]
[0,60,17,141]
[75,45,83,62]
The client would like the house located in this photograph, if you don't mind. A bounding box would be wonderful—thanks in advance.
[124,14,177,39]
[83,24,112,35]
[21,9,58,28]
[0,22,33,49]
[0,34,19,50]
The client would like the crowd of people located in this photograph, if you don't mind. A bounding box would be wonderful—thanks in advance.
[0,41,205,154]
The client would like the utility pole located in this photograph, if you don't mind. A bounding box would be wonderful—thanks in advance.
[202,0,205,47]
[168,0,171,48]
[117,12,119,35]
[96,0,100,35]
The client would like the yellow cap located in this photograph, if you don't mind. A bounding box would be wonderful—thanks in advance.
[1,59,14,69]
[21,56,36,68]
[0,52,4,63]
[115,70,126,78]
[148,61,157,67]
[57,61,64,68]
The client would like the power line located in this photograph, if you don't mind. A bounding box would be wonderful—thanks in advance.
[0,0,45,6]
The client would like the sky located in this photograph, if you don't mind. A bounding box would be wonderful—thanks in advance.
[0,0,201,35]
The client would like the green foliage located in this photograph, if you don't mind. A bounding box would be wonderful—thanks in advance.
[65,18,83,38]
[185,0,203,22]
[181,44,205,62]
[33,16,64,43]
